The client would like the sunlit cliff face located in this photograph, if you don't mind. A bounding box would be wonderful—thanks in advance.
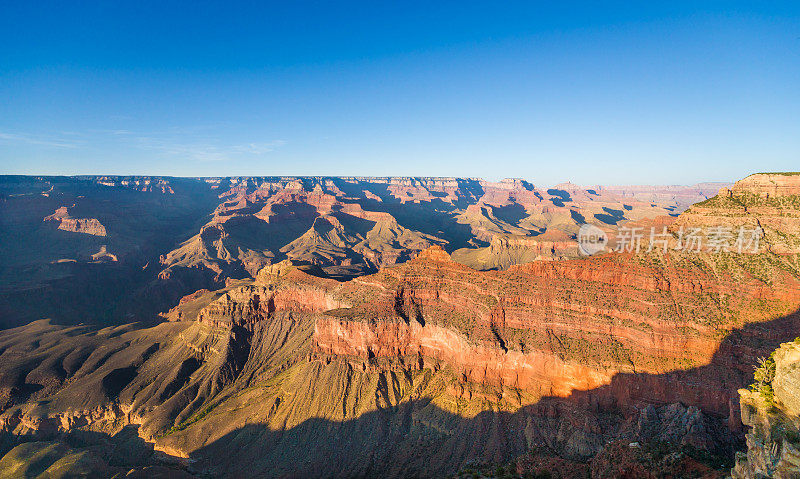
[176,233,800,421]
[305,246,800,409]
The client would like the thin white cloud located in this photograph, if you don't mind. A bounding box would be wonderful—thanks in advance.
[232,140,287,155]
[130,134,286,162]
[0,131,81,149]
[0,127,285,162]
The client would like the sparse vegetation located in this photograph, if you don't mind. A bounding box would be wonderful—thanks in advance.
[749,351,779,409]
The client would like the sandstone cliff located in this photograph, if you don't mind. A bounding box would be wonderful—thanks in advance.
[676,173,800,254]
[729,173,800,199]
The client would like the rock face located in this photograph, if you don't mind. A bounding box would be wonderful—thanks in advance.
[729,173,800,199]
[44,206,107,236]
[90,245,117,261]
[196,269,346,328]
[676,173,800,254]
[312,245,800,416]
[732,340,800,479]
[313,315,616,396]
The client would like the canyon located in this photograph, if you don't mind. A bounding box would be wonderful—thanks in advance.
[0,173,798,477]
[0,175,722,329]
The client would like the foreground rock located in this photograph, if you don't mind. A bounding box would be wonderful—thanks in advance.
[731,340,800,479]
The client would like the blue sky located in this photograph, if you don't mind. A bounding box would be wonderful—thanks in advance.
[1,1,798,185]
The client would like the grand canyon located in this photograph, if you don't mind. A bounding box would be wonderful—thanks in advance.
[5,3,799,477]
[0,173,799,478]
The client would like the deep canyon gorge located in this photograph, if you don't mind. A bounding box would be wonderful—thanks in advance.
[0,173,799,478]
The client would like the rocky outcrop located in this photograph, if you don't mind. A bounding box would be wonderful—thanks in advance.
[676,173,800,254]
[55,217,107,236]
[732,340,800,479]
[728,173,800,199]
[197,276,345,328]
[90,245,117,261]
[0,434,195,478]
[452,232,579,268]
[44,206,107,236]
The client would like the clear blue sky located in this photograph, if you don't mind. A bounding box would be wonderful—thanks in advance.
[1,1,798,185]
